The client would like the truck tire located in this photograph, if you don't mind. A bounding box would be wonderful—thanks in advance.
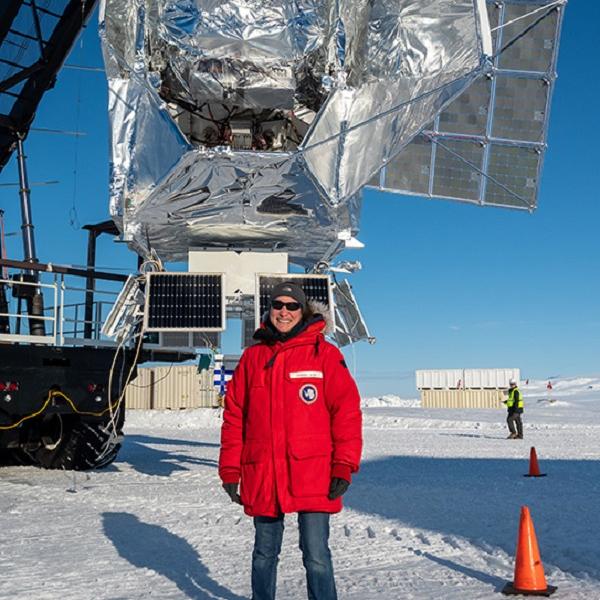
[32,415,124,471]
[0,449,30,467]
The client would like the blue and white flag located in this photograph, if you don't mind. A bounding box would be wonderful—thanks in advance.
[213,366,233,396]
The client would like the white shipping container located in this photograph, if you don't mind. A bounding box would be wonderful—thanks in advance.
[416,369,463,390]
[416,368,520,390]
[464,368,520,389]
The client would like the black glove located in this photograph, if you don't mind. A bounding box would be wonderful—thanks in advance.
[223,482,242,505]
[328,477,350,500]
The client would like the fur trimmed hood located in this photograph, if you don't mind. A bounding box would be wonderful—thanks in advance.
[305,299,334,336]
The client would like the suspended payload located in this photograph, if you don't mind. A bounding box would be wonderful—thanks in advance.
[100,0,492,267]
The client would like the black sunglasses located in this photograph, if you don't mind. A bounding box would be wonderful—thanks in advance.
[271,300,302,311]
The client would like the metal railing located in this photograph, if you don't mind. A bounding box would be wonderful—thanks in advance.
[0,270,120,347]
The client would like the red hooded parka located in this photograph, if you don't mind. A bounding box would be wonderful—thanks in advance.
[219,318,362,517]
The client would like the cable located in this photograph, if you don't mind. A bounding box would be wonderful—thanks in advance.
[0,387,121,431]
[492,3,562,60]
[96,340,126,464]
[128,362,174,388]
[105,335,126,435]
[491,1,564,33]
[0,329,143,433]
[139,258,163,274]
[68,27,83,230]
[96,269,147,462]
[105,328,144,427]
[0,393,54,430]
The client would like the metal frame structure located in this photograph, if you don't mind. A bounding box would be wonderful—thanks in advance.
[0,273,57,344]
[0,256,126,346]
[367,0,566,211]
[0,0,98,170]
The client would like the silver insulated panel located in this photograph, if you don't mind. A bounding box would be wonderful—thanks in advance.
[332,278,372,347]
[370,0,566,210]
[100,0,492,267]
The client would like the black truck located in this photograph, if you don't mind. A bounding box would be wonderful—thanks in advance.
[0,1,194,470]
[0,253,192,470]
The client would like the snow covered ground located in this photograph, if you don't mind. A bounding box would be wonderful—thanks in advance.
[1,377,599,599]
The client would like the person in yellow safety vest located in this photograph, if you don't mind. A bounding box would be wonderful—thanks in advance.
[503,378,524,439]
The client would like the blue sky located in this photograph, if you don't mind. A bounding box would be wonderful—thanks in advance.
[0,3,598,397]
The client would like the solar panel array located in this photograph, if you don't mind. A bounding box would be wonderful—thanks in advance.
[367,0,565,210]
[144,273,225,331]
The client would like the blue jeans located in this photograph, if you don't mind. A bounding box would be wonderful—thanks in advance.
[252,512,337,600]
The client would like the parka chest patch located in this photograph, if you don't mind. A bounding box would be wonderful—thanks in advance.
[299,383,318,404]
[289,371,323,379]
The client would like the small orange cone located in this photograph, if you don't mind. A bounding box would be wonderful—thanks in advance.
[502,506,556,596]
[524,447,547,478]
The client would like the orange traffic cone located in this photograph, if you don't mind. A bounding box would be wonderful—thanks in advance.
[502,506,556,596]
[524,447,547,478]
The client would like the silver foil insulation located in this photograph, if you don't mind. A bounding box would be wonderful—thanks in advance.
[100,0,491,267]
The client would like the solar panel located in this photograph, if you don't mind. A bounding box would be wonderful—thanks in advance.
[498,2,559,72]
[484,143,540,207]
[367,0,565,211]
[144,273,225,332]
[255,274,332,329]
[432,139,485,202]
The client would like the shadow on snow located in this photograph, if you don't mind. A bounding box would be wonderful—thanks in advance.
[345,455,600,581]
[103,512,246,600]
[117,434,218,477]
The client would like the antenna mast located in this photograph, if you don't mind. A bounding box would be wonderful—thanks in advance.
[15,136,45,335]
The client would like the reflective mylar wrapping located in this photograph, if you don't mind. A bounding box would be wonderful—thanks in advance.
[99,0,491,267]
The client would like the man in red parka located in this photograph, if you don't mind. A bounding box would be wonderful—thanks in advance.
[219,281,362,600]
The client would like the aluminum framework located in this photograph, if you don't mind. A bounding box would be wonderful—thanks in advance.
[0,0,98,171]
[367,0,566,211]
[100,0,493,267]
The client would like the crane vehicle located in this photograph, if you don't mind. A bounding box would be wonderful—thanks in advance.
[0,0,192,469]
